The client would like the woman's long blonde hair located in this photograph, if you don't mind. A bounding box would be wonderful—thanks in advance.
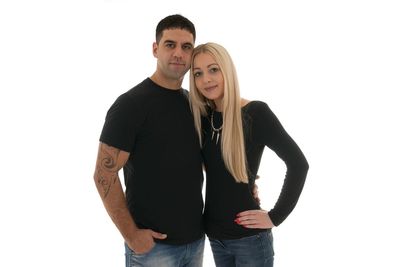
[189,42,248,183]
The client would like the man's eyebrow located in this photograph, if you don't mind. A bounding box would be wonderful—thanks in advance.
[162,40,193,47]
[163,39,176,44]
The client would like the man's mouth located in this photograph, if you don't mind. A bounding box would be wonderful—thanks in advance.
[170,62,185,66]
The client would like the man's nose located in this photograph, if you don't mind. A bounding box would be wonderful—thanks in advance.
[172,47,183,58]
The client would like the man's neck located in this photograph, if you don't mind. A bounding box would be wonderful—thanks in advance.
[150,72,183,90]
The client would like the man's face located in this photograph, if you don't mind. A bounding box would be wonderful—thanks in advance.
[153,29,194,81]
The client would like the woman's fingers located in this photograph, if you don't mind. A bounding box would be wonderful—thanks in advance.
[235,210,274,229]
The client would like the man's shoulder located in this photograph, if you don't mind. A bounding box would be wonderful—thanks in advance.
[105,79,150,113]
[181,88,189,98]
[115,78,155,104]
[125,78,151,95]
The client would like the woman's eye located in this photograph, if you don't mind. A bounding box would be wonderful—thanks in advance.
[210,67,219,73]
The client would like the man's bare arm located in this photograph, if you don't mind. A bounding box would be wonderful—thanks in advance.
[94,142,137,238]
[95,142,128,199]
[93,142,166,253]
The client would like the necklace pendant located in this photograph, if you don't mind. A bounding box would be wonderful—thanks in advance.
[210,110,223,145]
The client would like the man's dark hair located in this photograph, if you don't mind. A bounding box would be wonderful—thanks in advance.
[155,14,196,44]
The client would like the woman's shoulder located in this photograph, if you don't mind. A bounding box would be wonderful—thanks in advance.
[243,100,271,113]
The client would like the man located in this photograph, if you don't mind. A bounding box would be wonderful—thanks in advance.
[94,15,205,266]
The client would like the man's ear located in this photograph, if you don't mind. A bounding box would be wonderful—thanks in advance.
[152,42,158,58]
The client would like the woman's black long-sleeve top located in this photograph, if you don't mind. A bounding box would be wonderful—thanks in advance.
[202,101,309,239]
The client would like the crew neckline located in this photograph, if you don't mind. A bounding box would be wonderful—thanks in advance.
[147,78,184,93]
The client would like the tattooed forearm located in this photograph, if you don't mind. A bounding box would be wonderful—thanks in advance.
[96,167,117,199]
[95,143,125,199]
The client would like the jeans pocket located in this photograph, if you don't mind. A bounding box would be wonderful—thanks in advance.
[125,242,156,257]
[266,230,273,247]
[259,231,274,257]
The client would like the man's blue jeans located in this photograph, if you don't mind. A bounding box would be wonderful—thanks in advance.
[125,236,205,267]
[209,231,274,267]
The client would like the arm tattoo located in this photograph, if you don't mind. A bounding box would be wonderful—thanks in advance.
[96,168,117,199]
[96,145,121,199]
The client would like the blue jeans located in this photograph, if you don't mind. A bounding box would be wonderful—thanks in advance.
[209,231,274,267]
[125,236,205,267]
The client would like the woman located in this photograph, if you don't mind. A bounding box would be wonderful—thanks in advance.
[189,42,309,267]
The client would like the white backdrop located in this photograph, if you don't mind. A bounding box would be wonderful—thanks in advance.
[1,0,399,266]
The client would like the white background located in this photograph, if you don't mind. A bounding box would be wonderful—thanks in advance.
[1,0,399,266]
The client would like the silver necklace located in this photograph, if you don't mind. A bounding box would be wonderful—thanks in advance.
[211,111,223,144]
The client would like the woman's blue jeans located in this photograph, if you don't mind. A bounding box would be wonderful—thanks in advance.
[209,231,274,267]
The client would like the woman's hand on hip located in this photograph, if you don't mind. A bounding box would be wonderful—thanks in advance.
[235,210,275,229]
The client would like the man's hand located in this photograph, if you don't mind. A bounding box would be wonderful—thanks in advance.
[235,210,275,229]
[252,182,260,205]
[126,229,167,254]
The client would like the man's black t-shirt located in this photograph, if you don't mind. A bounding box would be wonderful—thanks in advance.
[100,78,204,245]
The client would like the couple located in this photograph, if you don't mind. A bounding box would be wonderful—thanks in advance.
[94,14,309,267]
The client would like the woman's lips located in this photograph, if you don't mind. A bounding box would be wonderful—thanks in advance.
[204,85,217,92]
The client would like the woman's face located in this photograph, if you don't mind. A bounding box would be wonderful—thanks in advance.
[192,52,224,102]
